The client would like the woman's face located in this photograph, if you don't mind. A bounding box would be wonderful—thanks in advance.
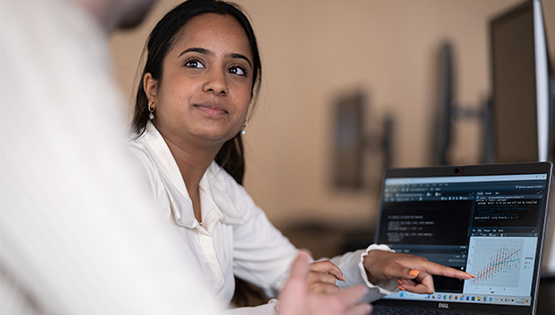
[145,13,254,149]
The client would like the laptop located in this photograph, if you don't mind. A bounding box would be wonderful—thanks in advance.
[371,162,553,314]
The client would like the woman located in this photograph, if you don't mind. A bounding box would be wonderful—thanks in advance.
[129,0,472,313]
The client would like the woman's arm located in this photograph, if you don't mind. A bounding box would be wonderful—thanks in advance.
[328,245,474,302]
[362,249,473,294]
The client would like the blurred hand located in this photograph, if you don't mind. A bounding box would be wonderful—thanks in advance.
[306,260,344,294]
[278,251,372,315]
[363,250,474,294]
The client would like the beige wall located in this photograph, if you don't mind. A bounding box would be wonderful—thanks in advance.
[111,0,555,229]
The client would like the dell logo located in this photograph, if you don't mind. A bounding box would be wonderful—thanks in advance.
[438,303,449,309]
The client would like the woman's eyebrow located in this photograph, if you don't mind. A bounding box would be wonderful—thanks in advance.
[227,53,252,68]
[178,47,252,68]
[178,47,209,57]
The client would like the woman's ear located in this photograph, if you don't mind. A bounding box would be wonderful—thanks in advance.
[143,73,158,105]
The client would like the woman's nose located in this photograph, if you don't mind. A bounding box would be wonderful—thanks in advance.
[203,69,228,95]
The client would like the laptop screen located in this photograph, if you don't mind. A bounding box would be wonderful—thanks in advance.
[374,162,552,313]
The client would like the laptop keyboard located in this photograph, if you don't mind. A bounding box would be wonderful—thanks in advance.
[371,307,492,315]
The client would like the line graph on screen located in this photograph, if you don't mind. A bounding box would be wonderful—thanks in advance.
[467,238,524,288]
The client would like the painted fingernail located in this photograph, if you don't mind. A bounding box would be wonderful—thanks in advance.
[397,280,403,285]
[398,286,406,291]
[466,272,475,279]
[409,269,420,277]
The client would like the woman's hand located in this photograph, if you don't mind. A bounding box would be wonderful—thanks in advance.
[307,260,345,294]
[363,250,474,294]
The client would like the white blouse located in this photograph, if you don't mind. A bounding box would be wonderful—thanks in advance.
[129,122,395,314]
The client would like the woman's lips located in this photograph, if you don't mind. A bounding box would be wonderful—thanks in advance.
[194,103,228,116]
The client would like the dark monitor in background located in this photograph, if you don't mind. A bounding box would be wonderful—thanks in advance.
[331,90,395,189]
[333,91,365,189]
[431,41,455,166]
[490,0,553,164]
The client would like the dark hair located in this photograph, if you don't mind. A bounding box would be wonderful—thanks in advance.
[131,0,262,185]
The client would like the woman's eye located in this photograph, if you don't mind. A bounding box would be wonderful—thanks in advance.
[228,66,247,76]
[185,59,205,69]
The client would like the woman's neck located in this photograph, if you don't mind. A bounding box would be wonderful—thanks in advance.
[158,130,222,224]
[170,138,219,186]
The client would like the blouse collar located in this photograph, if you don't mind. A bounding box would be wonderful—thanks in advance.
[138,122,245,228]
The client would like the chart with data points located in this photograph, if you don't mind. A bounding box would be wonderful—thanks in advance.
[464,236,537,296]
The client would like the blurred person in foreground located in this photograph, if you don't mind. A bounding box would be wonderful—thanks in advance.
[0,0,370,314]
